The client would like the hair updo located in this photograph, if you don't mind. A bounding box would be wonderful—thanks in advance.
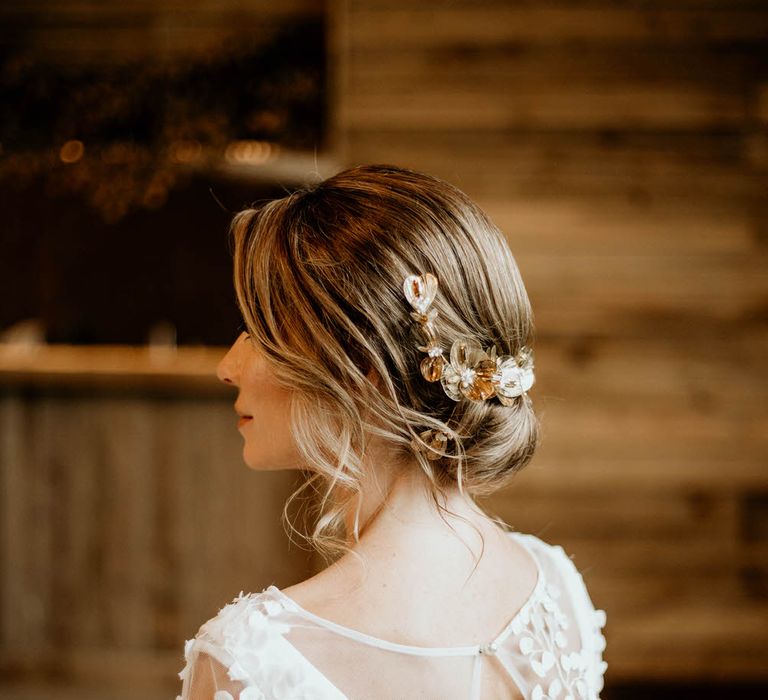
[229,164,540,560]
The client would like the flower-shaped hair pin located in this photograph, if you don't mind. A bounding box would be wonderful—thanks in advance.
[492,345,535,406]
[440,337,498,402]
[403,272,535,405]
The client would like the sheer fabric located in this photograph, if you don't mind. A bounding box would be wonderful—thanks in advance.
[177,532,608,699]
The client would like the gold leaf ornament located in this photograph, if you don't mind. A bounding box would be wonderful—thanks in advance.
[419,340,445,382]
[402,271,535,405]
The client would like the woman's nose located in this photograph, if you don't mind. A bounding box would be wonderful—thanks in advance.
[216,336,242,386]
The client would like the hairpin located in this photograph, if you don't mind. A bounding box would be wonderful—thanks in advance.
[409,428,454,461]
[402,272,535,406]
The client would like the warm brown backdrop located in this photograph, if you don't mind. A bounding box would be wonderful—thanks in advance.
[1,0,767,698]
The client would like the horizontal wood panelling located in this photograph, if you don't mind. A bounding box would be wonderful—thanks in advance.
[0,392,311,685]
[347,4,768,48]
[490,488,742,543]
[536,337,766,404]
[480,197,756,256]
[523,457,767,492]
[344,87,748,130]
[0,647,182,692]
[348,46,765,87]
[549,540,768,577]
[522,252,768,319]
[345,132,764,200]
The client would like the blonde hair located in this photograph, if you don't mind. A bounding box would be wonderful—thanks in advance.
[229,164,540,562]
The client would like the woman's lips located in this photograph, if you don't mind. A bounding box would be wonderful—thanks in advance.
[237,416,253,428]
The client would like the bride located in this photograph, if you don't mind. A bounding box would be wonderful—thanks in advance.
[177,163,607,700]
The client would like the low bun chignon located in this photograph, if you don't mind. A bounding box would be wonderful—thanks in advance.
[230,163,540,559]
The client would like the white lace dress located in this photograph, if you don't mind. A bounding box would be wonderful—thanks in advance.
[176,532,608,699]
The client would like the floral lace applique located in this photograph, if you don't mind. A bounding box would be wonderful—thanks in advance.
[590,609,608,696]
[210,690,265,700]
[511,581,600,700]
[179,589,335,700]
[217,597,292,689]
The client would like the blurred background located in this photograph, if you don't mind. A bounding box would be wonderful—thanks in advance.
[1,1,766,698]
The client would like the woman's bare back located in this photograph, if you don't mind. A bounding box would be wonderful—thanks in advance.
[281,518,540,649]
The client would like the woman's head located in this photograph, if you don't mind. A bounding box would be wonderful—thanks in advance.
[217,164,540,559]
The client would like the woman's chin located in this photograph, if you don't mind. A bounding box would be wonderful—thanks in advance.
[242,450,300,472]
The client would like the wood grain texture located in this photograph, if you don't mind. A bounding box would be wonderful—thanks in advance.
[0,391,312,693]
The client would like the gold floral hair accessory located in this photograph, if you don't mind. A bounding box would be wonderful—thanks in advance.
[402,272,535,406]
[409,428,454,461]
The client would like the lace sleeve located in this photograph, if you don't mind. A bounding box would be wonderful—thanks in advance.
[176,591,269,700]
[176,590,348,699]
[552,547,608,697]
[177,637,266,700]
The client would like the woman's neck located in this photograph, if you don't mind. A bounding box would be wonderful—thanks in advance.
[342,459,498,554]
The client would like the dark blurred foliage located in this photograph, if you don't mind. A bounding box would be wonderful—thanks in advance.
[0,17,326,345]
[0,19,324,149]
[0,17,326,222]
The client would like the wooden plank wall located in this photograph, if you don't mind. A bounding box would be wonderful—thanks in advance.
[0,387,312,696]
[330,0,768,684]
